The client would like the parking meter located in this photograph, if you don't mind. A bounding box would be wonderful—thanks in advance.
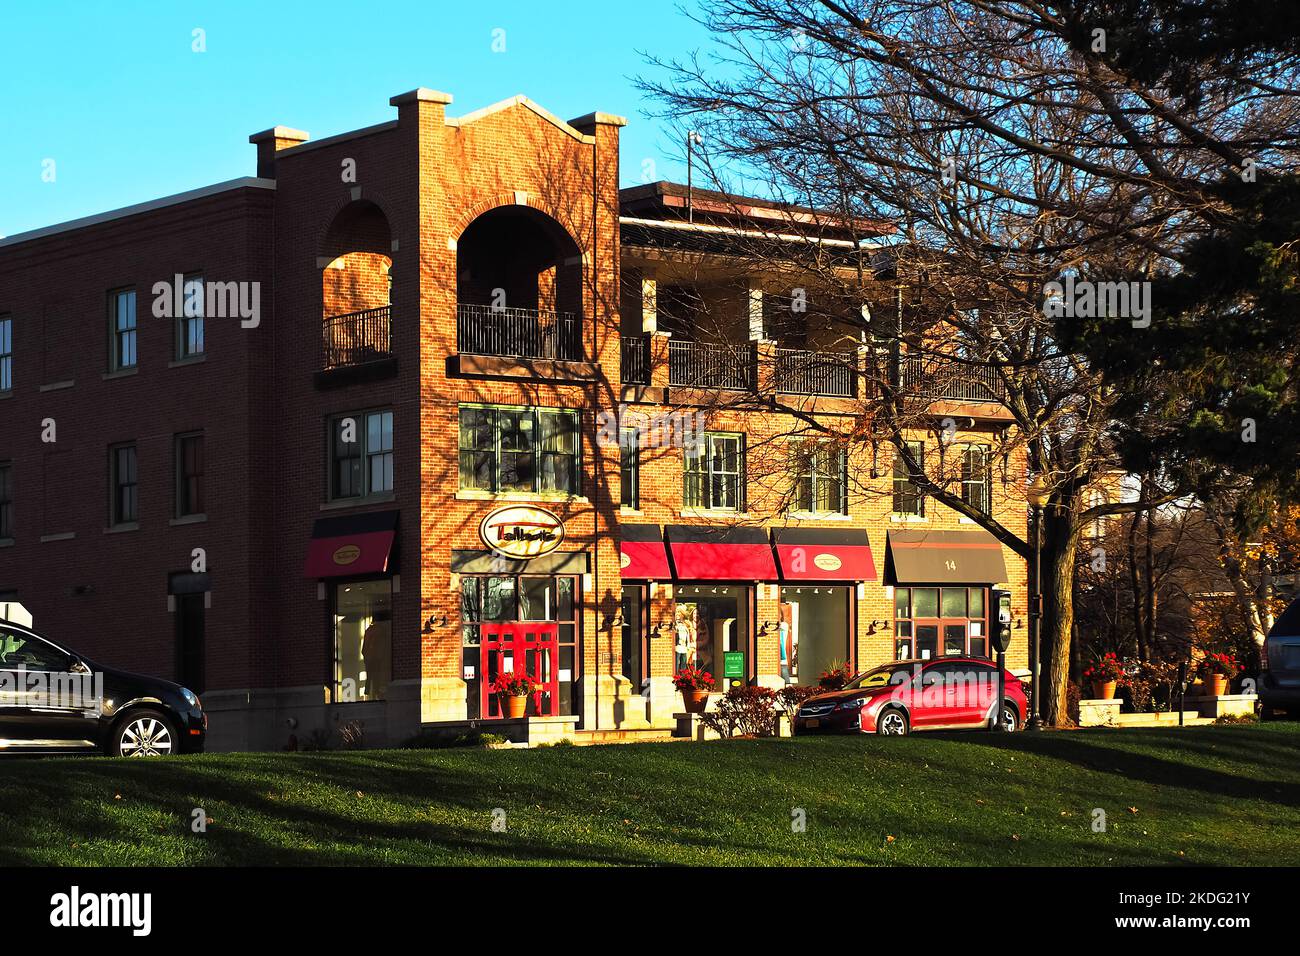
[990,589,1013,730]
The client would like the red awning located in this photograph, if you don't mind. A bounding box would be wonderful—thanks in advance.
[773,528,877,581]
[304,511,399,578]
[665,525,778,581]
[619,525,671,579]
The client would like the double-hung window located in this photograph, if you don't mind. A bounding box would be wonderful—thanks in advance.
[457,405,581,496]
[110,443,138,526]
[0,315,12,393]
[960,445,992,515]
[330,410,394,500]
[0,462,12,540]
[620,427,640,510]
[793,442,846,514]
[177,272,205,360]
[109,289,137,371]
[175,432,205,517]
[892,440,925,517]
[684,432,744,511]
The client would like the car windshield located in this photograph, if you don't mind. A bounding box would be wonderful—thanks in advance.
[844,663,915,690]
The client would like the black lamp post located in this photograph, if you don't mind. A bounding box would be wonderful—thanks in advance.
[1026,476,1049,731]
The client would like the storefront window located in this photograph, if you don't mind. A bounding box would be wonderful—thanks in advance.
[778,586,850,685]
[893,586,988,660]
[332,578,392,702]
[674,585,750,687]
[460,574,580,717]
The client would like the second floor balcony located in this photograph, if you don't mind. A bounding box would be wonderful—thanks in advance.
[901,354,1006,404]
[323,306,392,371]
[456,303,583,362]
[774,347,856,398]
[668,339,757,391]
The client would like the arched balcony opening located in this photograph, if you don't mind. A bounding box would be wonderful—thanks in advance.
[456,205,584,362]
[320,201,393,371]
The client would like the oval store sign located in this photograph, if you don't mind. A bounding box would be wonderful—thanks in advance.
[480,505,565,560]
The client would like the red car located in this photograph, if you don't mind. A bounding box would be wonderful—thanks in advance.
[794,658,1027,736]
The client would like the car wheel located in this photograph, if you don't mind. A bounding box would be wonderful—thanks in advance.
[997,702,1019,732]
[877,707,909,736]
[111,709,178,757]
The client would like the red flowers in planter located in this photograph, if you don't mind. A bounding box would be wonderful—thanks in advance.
[1082,652,1124,684]
[818,661,856,690]
[1198,652,1240,679]
[491,672,539,697]
[672,665,716,692]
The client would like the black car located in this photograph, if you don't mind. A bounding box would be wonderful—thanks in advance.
[0,619,206,756]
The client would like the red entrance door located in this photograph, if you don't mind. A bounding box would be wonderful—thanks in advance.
[480,622,560,719]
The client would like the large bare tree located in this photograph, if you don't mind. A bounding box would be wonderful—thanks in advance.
[639,0,1300,723]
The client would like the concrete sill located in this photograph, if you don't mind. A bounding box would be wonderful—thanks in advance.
[103,367,139,381]
[320,493,396,512]
[104,523,140,534]
[169,355,207,369]
[786,511,851,522]
[39,380,75,392]
[40,532,76,543]
[455,490,589,505]
[889,514,928,523]
[0,538,13,548]
[170,514,208,526]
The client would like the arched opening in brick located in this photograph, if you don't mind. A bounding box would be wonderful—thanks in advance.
[320,201,393,370]
[456,205,583,361]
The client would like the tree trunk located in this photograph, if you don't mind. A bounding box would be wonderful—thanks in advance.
[1040,508,1080,727]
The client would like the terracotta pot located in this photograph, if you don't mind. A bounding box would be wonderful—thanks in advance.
[1092,680,1118,700]
[501,693,528,719]
[681,688,710,714]
[1210,673,1229,697]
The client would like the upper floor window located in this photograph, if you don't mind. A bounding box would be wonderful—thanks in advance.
[793,443,846,514]
[175,432,205,518]
[0,315,12,392]
[960,445,992,515]
[109,289,137,371]
[177,273,205,360]
[0,462,12,540]
[620,427,640,510]
[684,432,745,511]
[110,443,138,526]
[330,409,394,500]
[458,405,581,496]
[892,440,926,516]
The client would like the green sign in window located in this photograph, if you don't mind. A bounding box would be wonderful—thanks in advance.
[724,651,745,679]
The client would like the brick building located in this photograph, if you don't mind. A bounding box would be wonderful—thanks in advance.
[0,89,1028,749]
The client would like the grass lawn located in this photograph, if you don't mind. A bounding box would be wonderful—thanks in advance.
[2,722,1297,866]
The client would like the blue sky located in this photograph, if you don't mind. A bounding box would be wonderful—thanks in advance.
[0,0,714,238]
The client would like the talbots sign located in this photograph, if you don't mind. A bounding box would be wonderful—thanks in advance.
[480,505,565,559]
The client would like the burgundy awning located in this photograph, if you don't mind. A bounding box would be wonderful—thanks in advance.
[773,527,877,581]
[304,510,398,578]
[619,524,671,579]
[885,528,1009,584]
[665,525,778,581]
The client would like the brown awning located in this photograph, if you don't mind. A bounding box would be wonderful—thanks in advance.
[885,529,1009,585]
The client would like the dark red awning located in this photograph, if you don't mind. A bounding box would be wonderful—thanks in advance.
[773,527,877,581]
[304,510,398,578]
[619,525,671,579]
[665,525,778,581]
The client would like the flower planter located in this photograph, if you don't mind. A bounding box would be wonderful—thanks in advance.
[1210,674,1229,697]
[1092,680,1118,700]
[681,688,710,714]
[501,693,529,719]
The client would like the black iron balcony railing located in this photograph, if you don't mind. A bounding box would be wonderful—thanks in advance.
[621,335,650,384]
[775,347,856,397]
[901,354,1006,402]
[668,340,757,391]
[457,303,583,361]
[323,306,392,370]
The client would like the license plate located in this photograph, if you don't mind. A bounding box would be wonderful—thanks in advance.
[803,718,820,728]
